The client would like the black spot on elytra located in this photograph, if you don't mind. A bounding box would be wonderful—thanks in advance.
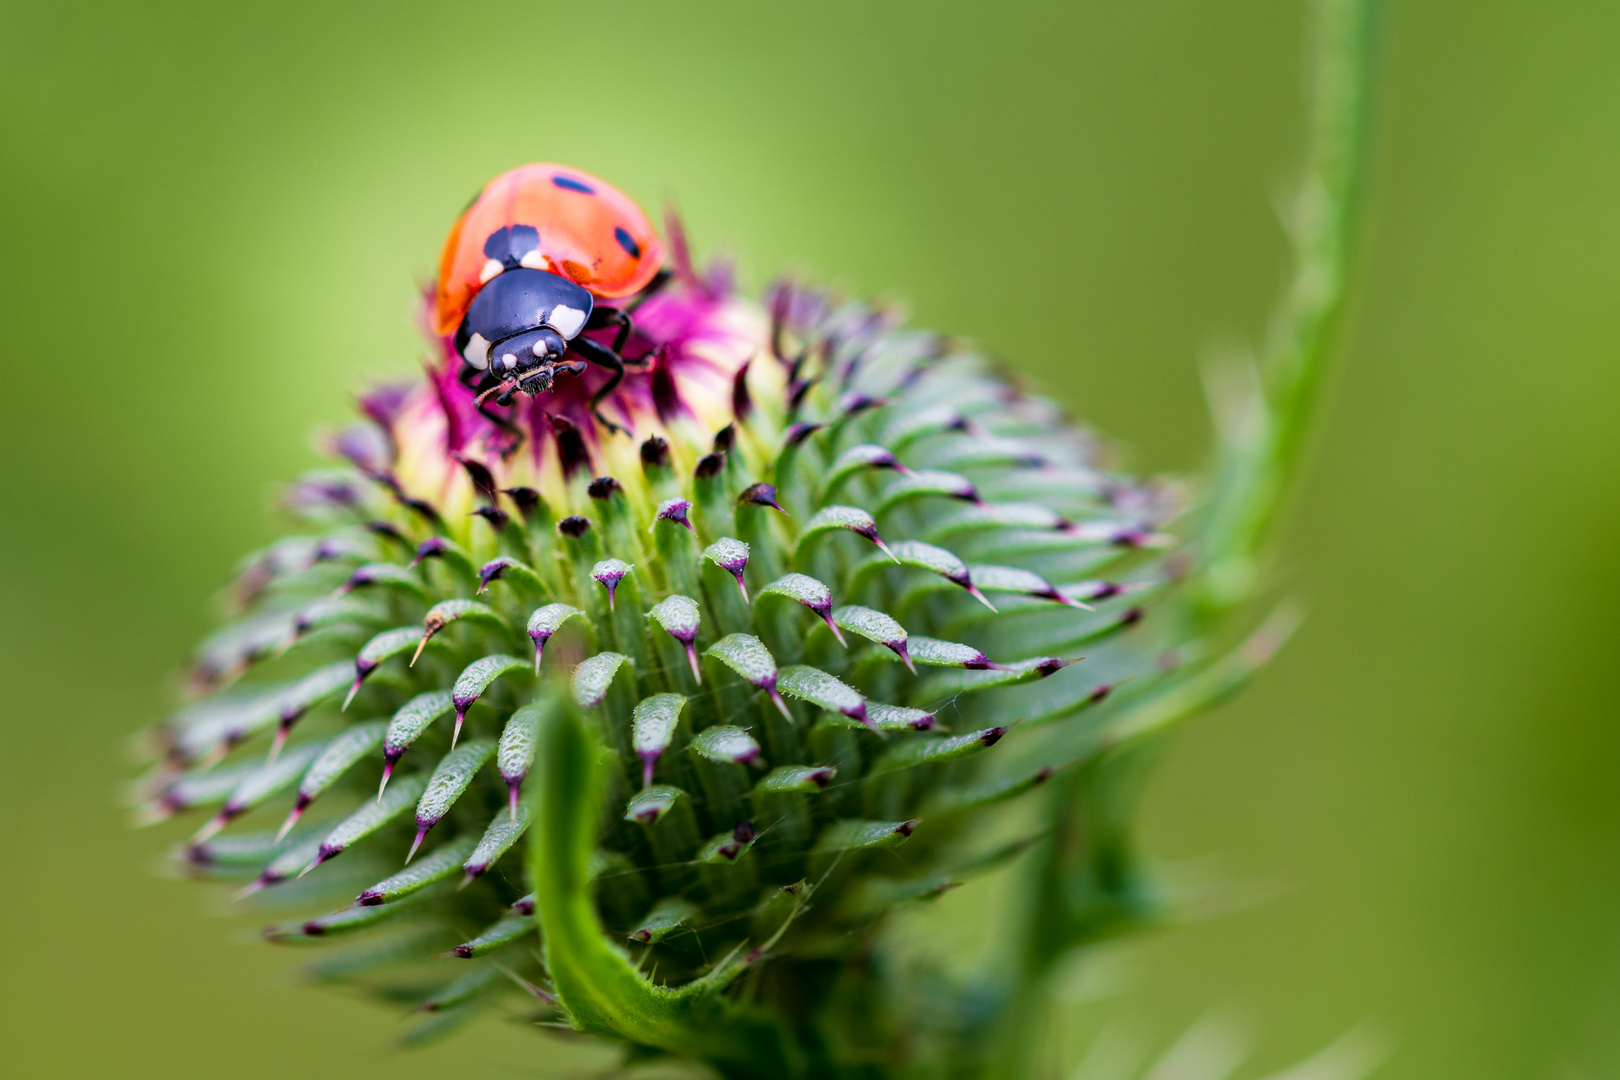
[614,226,641,259]
[552,174,596,194]
[483,224,540,267]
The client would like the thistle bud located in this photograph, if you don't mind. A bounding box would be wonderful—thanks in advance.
[129,18,1369,1045]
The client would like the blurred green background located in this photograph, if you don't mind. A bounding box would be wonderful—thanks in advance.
[2,0,1617,1077]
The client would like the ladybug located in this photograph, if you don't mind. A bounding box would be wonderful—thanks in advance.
[436,163,668,439]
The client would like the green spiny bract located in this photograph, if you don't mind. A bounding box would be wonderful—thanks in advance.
[132,0,1369,1069]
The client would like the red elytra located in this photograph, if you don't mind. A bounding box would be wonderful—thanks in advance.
[434,163,664,336]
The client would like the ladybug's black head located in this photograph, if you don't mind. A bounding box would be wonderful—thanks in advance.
[488,327,568,388]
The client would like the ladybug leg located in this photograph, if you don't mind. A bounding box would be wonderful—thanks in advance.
[584,306,635,355]
[476,399,526,459]
[583,268,673,365]
[468,369,526,459]
[567,335,631,436]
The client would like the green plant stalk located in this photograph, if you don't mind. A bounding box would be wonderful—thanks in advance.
[1197,0,1376,617]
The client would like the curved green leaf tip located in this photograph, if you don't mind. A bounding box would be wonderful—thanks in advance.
[527,692,794,1072]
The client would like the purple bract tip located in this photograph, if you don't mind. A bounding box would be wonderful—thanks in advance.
[732,361,753,419]
[400,496,441,524]
[838,392,888,416]
[404,825,429,865]
[478,557,512,592]
[471,505,509,531]
[784,422,822,447]
[655,498,693,531]
[587,476,622,500]
[342,668,368,711]
[963,583,999,612]
[453,452,498,501]
[821,612,847,646]
[557,516,591,538]
[266,721,291,763]
[739,482,788,514]
[275,803,304,842]
[501,486,541,516]
[409,629,435,667]
[410,537,450,568]
[640,436,669,468]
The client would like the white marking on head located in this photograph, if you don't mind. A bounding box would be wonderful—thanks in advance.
[519,249,549,271]
[499,351,519,372]
[479,259,503,283]
[548,304,586,339]
[463,332,491,369]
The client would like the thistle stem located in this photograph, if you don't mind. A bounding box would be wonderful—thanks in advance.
[1195,0,1376,618]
